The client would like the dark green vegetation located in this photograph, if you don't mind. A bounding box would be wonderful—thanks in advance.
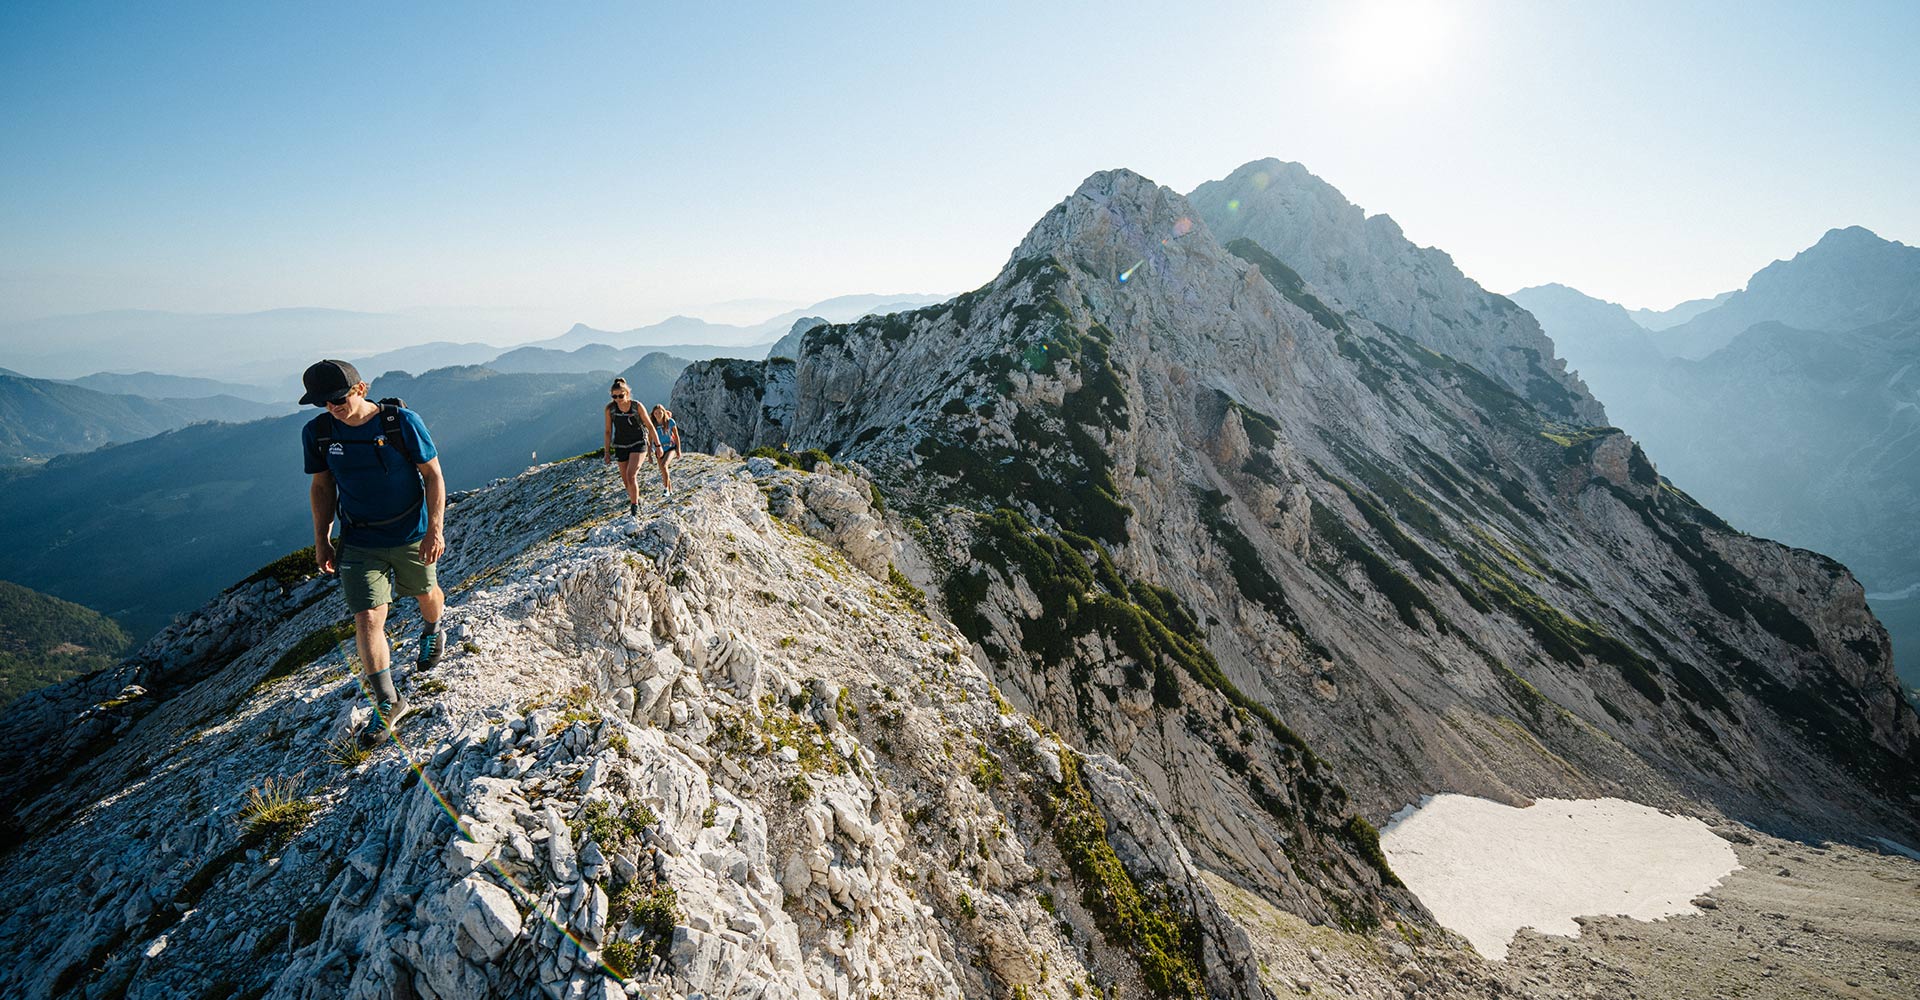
[944,509,1314,757]
[1044,748,1205,998]
[571,798,656,853]
[1192,489,1334,661]
[746,446,831,472]
[1223,239,1350,334]
[913,259,1133,543]
[1341,815,1404,889]
[230,545,318,593]
[0,579,130,705]
[0,357,683,644]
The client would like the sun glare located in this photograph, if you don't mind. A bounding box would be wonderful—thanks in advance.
[1332,0,1459,92]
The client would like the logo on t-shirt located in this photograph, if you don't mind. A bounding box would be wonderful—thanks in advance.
[329,443,344,456]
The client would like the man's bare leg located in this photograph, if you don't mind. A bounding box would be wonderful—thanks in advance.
[355,603,399,706]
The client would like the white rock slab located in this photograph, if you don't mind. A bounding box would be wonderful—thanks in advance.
[1379,794,1739,960]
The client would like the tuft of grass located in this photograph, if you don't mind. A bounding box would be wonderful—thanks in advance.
[747,445,832,470]
[238,777,320,850]
[324,737,370,769]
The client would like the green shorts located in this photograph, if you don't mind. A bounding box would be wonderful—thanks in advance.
[338,541,438,613]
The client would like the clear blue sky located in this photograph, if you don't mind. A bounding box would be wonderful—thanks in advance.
[2,0,1915,329]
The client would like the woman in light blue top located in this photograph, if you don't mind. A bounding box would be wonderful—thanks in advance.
[651,404,680,494]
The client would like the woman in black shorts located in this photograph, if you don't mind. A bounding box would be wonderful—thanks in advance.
[603,378,658,515]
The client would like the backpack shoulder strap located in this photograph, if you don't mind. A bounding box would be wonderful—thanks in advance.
[313,412,337,446]
[379,403,423,464]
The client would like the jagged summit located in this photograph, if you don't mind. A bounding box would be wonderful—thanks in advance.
[1656,223,1920,358]
[1188,159,1603,425]
[674,164,1919,857]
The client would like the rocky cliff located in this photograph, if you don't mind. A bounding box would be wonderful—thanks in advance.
[0,453,1421,999]
[1514,234,1920,695]
[674,167,1919,851]
[1187,159,1605,426]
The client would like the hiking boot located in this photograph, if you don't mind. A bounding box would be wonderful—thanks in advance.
[360,693,413,748]
[415,629,443,671]
[628,501,638,516]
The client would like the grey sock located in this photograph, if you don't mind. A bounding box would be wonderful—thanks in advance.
[366,667,400,706]
[422,618,441,636]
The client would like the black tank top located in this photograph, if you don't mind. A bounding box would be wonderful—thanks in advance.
[608,401,647,446]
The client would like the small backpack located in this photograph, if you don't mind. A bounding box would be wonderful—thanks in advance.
[314,398,419,465]
[315,398,426,530]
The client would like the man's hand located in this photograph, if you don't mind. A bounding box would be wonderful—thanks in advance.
[419,529,446,566]
[316,539,337,575]
[603,450,612,465]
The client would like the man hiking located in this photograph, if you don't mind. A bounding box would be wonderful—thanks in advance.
[300,359,446,746]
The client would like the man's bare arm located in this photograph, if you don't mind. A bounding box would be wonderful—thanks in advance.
[310,471,338,572]
[418,457,447,565]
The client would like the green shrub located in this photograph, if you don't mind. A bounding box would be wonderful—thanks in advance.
[231,545,319,592]
[238,777,319,849]
[1045,749,1204,997]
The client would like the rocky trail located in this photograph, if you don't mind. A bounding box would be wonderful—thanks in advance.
[0,453,1403,1000]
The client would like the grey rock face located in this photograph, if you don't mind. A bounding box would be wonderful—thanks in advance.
[671,357,794,455]
[1514,233,1920,694]
[1189,158,1605,426]
[675,166,1918,852]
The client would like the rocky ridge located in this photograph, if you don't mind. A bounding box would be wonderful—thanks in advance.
[0,453,1414,1000]
[673,165,1920,851]
[1187,159,1604,425]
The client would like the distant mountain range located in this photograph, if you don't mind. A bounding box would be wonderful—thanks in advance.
[524,293,947,354]
[1627,291,1734,331]
[59,370,288,403]
[1511,226,1920,692]
[0,355,687,643]
[0,369,291,465]
[0,294,950,395]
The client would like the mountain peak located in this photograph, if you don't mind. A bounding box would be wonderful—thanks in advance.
[1656,223,1920,357]
[1811,224,1894,251]
[1190,158,1603,423]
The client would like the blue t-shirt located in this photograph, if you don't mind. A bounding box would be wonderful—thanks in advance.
[302,407,439,547]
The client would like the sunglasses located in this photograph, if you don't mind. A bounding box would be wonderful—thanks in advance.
[610,392,627,398]
[313,392,351,408]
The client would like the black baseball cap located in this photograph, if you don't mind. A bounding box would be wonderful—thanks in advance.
[300,359,363,406]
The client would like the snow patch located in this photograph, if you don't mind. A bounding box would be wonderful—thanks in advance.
[1871,836,1920,862]
[1379,794,1739,960]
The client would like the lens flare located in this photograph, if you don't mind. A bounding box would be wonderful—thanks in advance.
[1119,259,1144,283]
[1227,199,1240,213]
